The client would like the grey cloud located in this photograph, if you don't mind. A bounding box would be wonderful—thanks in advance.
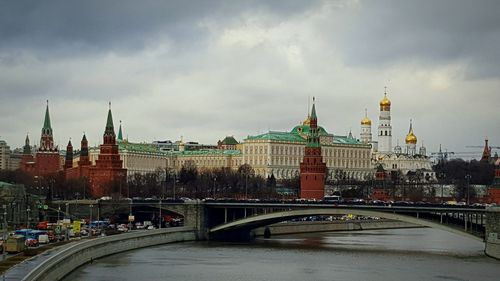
[0,0,318,56]
[327,0,500,79]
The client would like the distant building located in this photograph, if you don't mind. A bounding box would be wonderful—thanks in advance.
[365,90,435,181]
[0,140,10,170]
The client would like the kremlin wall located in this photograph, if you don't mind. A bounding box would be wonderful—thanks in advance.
[13,92,500,203]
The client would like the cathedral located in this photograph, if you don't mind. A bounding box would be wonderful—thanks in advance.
[360,90,435,181]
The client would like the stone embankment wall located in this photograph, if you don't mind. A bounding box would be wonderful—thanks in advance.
[253,219,421,236]
[22,227,197,281]
[485,207,500,260]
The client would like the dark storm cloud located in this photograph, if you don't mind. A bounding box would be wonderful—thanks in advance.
[0,0,317,56]
[330,0,500,79]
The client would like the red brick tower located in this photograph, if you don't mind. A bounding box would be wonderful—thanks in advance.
[35,101,62,176]
[371,164,390,201]
[20,134,35,173]
[300,98,327,199]
[480,138,492,162]
[488,159,500,204]
[64,139,73,169]
[78,134,92,167]
[65,134,92,181]
[89,104,127,198]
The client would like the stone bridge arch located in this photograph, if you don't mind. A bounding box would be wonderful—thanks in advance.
[209,208,483,242]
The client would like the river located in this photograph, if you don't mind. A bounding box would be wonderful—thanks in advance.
[65,228,500,281]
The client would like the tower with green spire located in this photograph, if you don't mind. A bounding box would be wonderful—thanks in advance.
[117,120,123,142]
[40,100,56,151]
[300,97,326,199]
[34,100,62,176]
[89,103,126,198]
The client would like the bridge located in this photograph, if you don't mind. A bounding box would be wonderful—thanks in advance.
[49,199,500,259]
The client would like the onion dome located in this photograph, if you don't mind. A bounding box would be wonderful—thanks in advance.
[380,93,391,107]
[361,109,371,125]
[405,119,417,144]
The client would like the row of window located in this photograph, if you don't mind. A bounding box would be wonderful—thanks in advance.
[244,144,371,159]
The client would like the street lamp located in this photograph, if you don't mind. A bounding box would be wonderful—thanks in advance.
[26,207,31,229]
[158,200,162,229]
[213,176,217,199]
[2,205,7,237]
[245,173,248,200]
[89,204,93,236]
[438,173,445,204]
[57,205,61,222]
[465,174,472,205]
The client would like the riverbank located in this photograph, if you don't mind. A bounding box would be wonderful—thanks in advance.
[4,227,197,281]
[253,219,421,236]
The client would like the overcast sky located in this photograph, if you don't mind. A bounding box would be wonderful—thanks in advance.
[1,0,499,159]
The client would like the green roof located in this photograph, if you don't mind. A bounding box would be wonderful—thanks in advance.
[290,124,330,136]
[118,141,165,154]
[246,131,306,143]
[178,149,241,156]
[221,136,238,145]
[332,135,363,145]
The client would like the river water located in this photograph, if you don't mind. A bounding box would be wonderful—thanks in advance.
[65,228,500,281]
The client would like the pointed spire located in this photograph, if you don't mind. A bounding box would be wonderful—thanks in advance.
[43,100,52,130]
[118,120,123,141]
[310,97,317,120]
[23,133,31,154]
[105,102,115,135]
[80,133,89,158]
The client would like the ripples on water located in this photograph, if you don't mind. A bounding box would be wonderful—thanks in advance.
[65,228,500,281]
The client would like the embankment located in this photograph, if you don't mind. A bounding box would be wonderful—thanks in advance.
[20,227,197,281]
[254,219,421,236]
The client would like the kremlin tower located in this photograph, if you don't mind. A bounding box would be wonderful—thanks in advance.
[405,119,417,156]
[21,101,62,177]
[299,98,327,199]
[20,134,35,173]
[88,104,127,198]
[378,89,392,153]
[64,139,73,169]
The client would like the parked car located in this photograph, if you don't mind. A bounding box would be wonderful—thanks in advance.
[25,238,39,248]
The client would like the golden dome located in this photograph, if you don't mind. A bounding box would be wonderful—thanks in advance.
[405,120,417,144]
[361,117,372,125]
[405,132,417,144]
[303,117,311,126]
[380,93,391,107]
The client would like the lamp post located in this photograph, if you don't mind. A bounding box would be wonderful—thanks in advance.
[465,174,472,205]
[26,207,31,229]
[57,205,61,222]
[158,200,162,229]
[245,173,248,200]
[437,173,445,204]
[213,176,217,199]
[2,205,7,237]
[89,204,93,236]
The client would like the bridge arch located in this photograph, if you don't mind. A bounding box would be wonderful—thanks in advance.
[209,208,483,242]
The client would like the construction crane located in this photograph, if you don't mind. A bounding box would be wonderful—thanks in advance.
[430,144,454,162]
[465,138,500,161]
